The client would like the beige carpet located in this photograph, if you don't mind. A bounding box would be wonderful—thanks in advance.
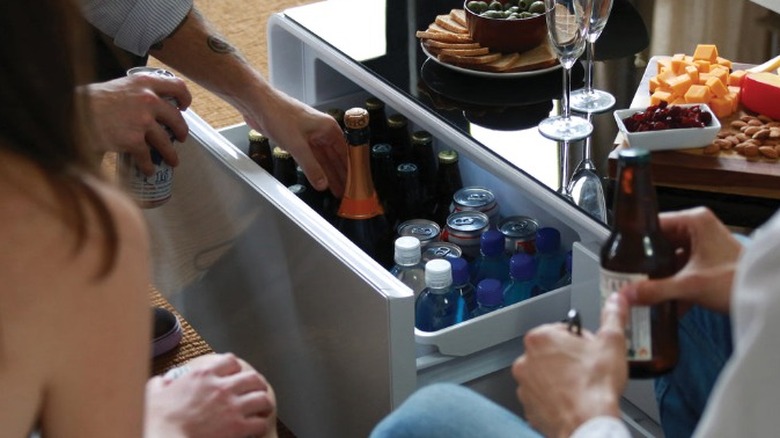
[150,0,318,129]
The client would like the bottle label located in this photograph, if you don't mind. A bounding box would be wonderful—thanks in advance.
[599,268,652,362]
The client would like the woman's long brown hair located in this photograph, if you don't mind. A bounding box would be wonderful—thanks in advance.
[0,0,119,277]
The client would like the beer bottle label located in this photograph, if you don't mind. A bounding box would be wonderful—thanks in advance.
[599,268,652,362]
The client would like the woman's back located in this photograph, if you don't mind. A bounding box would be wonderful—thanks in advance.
[0,149,151,437]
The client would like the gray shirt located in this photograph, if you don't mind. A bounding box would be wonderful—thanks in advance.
[80,0,193,56]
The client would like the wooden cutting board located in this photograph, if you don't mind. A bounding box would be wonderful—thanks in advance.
[609,56,780,200]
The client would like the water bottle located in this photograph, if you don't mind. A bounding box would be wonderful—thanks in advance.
[503,253,541,305]
[471,278,504,318]
[390,236,426,298]
[470,229,510,285]
[552,250,573,290]
[535,227,565,292]
[449,257,476,321]
[415,259,460,332]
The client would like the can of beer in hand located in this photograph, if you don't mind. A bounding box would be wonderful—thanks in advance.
[117,67,180,208]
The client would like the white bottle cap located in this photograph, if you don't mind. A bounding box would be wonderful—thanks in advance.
[425,259,452,289]
[394,236,421,265]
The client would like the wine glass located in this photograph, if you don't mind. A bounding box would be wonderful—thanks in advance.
[567,136,608,222]
[538,0,593,142]
[570,0,616,113]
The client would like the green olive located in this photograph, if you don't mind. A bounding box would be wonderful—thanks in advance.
[467,0,489,13]
[482,9,505,18]
[517,0,530,11]
[528,1,546,13]
[488,1,503,11]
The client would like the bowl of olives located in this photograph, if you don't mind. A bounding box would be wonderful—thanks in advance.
[464,0,549,54]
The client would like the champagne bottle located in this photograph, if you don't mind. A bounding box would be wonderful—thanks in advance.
[337,107,394,268]
[600,148,678,379]
[247,129,273,173]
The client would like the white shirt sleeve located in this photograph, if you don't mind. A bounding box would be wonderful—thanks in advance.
[80,0,194,56]
[570,416,632,438]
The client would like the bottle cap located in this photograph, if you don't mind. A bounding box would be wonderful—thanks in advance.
[425,259,452,289]
[371,143,392,157]
[448,257,469,285]
[480,229,505,256]
[618,148,651,164]
[387,113,408,128]
[272,146,291,159]
[476,279,503,306]
[535,227,561,254]
[394,236,422,265]
[344,107,369,129]
[411,130,433,145]
[248,129,267,143]
[437,149,459,164]
[397,162,419,176]
[510,253,536,281]
[365,97,385,110]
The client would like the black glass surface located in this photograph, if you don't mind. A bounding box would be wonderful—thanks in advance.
[283,0,650,224]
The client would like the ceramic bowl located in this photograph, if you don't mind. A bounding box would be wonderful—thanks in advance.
[464,0,548,54]
[613,103,721,151]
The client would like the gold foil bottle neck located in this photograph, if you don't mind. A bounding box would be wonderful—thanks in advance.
[344,107,369,130]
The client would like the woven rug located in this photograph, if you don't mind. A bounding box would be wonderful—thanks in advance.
[150,288,213,375]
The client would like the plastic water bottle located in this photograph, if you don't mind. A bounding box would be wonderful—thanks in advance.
[390,236,426,298]
[470,230,510,285]
[552,250,573,290]
[471,278,504,318]
[449,257,476,322]
[415,259,460,332]
[535,227,565,292]
[503,253,540,305]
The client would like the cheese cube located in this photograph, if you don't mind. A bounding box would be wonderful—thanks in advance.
[697,72,713,85]
[694,60,711,72]
[649,76,661,93]
[709,96,733,118]
[693,44,719,63]
[706,76,729,98]
[685,65,700,84]
[657,57,673,75]
[666,73,694,96]
[710,66,729,84]
[657,69,678,86]
[728,90,740,112]
[729,70,747,87]
[671,97,687,105]
[716,56,733,69]
[684,84,712,103]
[650,90,675,106]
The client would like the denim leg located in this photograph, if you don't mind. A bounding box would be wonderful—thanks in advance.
[370,383,543,438]
[655,306,733,438]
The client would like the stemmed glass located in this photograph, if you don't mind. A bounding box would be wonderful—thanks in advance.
[538,0,593,142]
[570,0,616,113]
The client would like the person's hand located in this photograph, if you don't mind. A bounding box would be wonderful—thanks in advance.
[243,87,347,198]
[80,74,192,175]
[512,293,629,438]
[145,353,277,438]
[622,207,742,314]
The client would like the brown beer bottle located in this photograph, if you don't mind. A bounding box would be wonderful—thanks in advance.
[600,148,678,379]
[337,107,394,268]
[431,150,464,228]
[365,97,388,147]
[272,146,297,187]
[247,129,273,173]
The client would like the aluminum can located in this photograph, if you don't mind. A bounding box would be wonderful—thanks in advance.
[451,186,500,228]
[443,210,490,261]
[397,219,441,248]
[118,67,179,208]
[498,215,540,255]
[421,241,463,264]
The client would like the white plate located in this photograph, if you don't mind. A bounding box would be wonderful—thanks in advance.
[421,43,561,79]
[613,103,721,151]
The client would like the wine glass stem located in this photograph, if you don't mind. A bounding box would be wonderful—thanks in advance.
[562,66,572,119]
[585,40,596,94]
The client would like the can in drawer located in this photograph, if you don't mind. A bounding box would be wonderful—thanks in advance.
[443,210,490,261]
[421,241,463,264]
[397,219,441,248]
[498,215,540,255]
[451,186,500,228]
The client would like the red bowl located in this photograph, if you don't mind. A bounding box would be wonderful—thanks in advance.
[464,1,549,54]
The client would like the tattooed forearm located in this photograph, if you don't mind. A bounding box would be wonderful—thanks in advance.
[207,35,235,54]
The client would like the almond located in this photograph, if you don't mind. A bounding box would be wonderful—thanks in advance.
[759,146,778,159]
[703,143,721,154]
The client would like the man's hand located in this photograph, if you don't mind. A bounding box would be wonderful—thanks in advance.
[512,293,629,438]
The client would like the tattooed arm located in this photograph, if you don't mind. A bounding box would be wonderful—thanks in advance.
[149,8,347,196]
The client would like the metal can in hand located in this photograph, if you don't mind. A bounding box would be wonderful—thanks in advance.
[117,67,180,209]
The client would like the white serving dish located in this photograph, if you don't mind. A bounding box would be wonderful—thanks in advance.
[613,103,720,151]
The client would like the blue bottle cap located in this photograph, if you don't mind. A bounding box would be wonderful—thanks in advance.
[476,278,503,306]
[449,257,470,285]
[480,229,505,256]
[535,227,561,254]
[510,253,536,281]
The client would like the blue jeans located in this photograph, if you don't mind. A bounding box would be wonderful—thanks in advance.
[655,305,733,438]
[370,383,542,438]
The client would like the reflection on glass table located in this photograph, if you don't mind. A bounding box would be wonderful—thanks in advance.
[570,0,617,114]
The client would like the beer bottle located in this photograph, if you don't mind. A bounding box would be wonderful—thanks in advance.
[325,107,346,132]
[365,97,388,147]
[395,162,425,224]
[370,143,399,228]
[410,130,437,212]
[336,107,394,268]
[272,146,297,187]
[431,150,464,228]
[387,113,412,166]
[600,148,678,379]
[247,129,273,173]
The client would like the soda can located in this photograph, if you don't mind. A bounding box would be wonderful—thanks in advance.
[443,210,490,261]
[118,67,180,208]
[451,186,500,228]
[498,215,540,255]
[397,219,441,248]
[421,241,463,264]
